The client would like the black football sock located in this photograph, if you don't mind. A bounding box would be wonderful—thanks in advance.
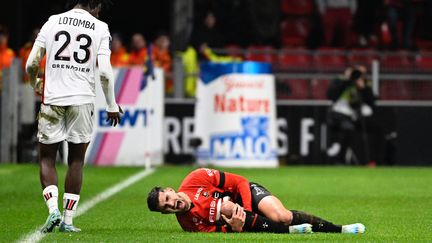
[242,211,290,233]
[291,210,342,233]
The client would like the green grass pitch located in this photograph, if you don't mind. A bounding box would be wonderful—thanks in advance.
[1,164,431,242]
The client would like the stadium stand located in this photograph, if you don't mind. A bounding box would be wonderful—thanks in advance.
[314,47,348,72]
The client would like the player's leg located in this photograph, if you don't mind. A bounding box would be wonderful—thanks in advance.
[60,104,94,232]
[250,183,292,224]
[64,142,89,194]
[37,104,67,233]
[221,200,311,234]
[251,183,365,233]
[39,142,60,189]
[60,142,88,232]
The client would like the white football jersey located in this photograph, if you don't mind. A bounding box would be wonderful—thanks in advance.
[35,8,111,106]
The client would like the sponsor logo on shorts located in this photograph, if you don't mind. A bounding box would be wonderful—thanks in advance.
[253,186,265,196]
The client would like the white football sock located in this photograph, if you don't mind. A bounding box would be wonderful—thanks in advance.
[63,193,80,225]
[42,185,59,214]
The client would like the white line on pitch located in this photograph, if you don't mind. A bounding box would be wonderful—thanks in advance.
[17,168,155,243]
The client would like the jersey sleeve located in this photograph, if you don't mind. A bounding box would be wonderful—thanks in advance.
[217,171,252,211]
[34,17,53,48]
[189,169,252,211]
[98,25,111,56]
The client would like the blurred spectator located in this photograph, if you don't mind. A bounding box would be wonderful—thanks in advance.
[0,25,15,90]
[326,66,383,166]
[152,32,173,95]
[129,33,148,66]
[192,11,225,48]
[179,45,199,98]
[354,0,382,47]
[384,0,417,49]
[316,0,357,47]
[19,28,46,83]
[199,43,241,62]
[153,32,172,73]
[110,33,129,67]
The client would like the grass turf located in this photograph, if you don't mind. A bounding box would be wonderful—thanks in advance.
[0,165,431,242]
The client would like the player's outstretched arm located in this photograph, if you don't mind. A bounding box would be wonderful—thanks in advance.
[98,54,122,126]
[25,45,45,94]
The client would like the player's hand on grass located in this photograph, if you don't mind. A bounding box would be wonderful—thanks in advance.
[221,203,245,232]
[106,105,123,127]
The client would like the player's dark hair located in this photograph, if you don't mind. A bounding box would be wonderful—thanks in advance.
[0,25,9,36]
[147,186,163,212]
[67,0,113,10]
[349,69,363,82]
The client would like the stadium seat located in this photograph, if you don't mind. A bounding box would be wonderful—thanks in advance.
[314,48,348,72]
[415,51,432,73]
[310,79,330,99]
[415,39,432,50]
[280,18,311,47]
[380,51,415,73]
[410,80,432,100]
[244,45,277,64]
[379,80,412,100]
[348,49,379,67]
[277,48,313,71]
[281,0,314,16]
[278,79,310,99]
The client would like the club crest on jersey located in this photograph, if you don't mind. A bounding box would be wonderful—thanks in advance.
[202,191,209,198]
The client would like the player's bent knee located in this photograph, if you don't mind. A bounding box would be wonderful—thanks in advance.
[270,209,293,224]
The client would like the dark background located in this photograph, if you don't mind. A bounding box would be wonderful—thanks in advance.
[165,102,432,166]
[0,0,171,51]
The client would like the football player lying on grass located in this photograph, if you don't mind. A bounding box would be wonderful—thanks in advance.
[147,168,365,234]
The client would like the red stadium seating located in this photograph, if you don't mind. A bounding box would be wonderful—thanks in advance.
[380,51,415,73]
[415,51,432,72]
[415,39,432,50]
[280,18,311,47]
[224,44,244,59]
[281,0,314,16]
[348,49,379,67]
[379,80,412,100]
[310,79,330,99]
[244,45,277,64]
[314,48,348,72]
[278,79,310,99]
[278,48,313,71]
[410,81,432,100]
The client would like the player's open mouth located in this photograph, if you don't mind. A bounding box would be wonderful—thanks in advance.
[176,201,183,210]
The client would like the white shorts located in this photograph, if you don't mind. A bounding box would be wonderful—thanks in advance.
[37,103,94,144]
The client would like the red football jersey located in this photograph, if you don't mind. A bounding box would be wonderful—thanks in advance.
[176,168,252,232]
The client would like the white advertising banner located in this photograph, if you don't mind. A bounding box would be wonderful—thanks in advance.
[86,67,164,166]
[194,62,278,167]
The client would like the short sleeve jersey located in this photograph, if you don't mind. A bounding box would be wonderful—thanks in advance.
[34,8,111,105]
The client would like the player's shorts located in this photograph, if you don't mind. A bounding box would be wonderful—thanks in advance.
[37,103,94,144]
[250,182,272,213]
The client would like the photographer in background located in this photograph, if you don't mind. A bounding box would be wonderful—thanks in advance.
[327,66,383,166]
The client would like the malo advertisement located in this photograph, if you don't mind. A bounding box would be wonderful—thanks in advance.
[86,67,164,166]
[194,62,278,167]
